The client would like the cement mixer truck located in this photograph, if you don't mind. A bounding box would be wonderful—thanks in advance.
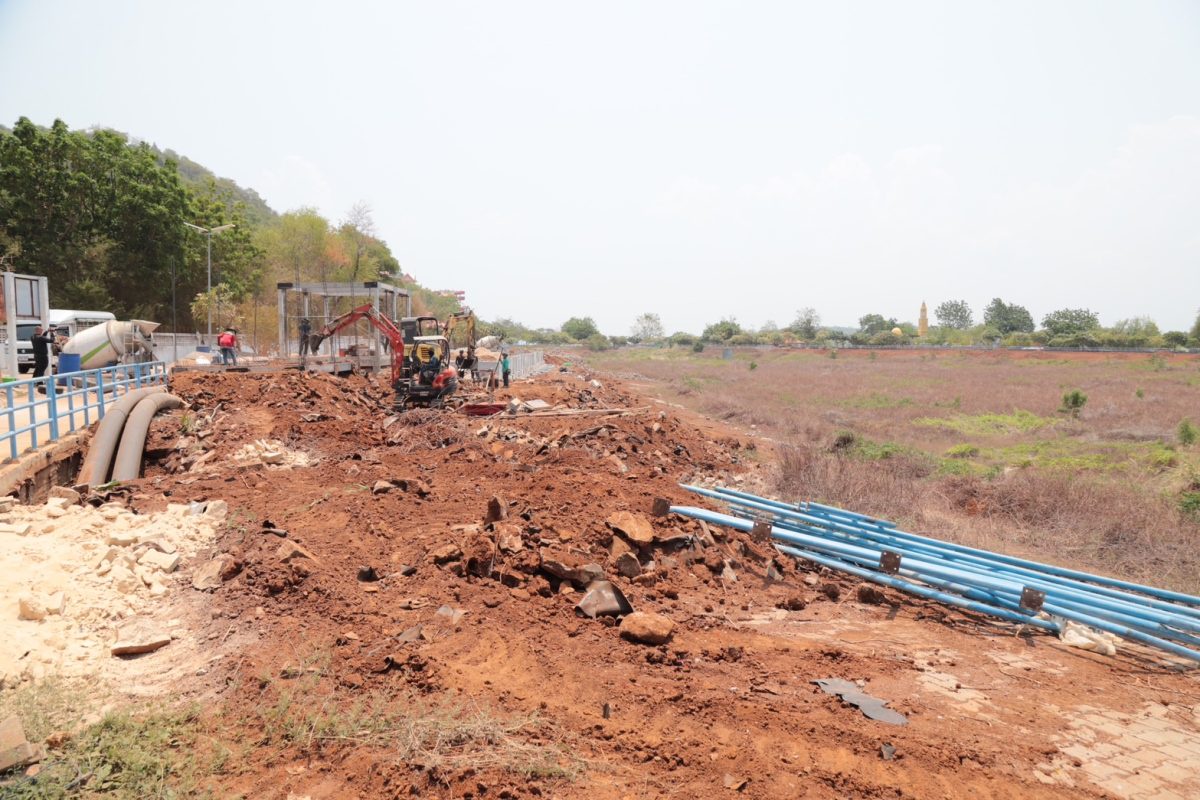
[60,319,160,370]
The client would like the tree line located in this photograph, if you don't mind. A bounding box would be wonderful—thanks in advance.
[488,301,1200,352]
[0,117,460,342]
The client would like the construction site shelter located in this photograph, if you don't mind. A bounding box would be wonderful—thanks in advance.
[276,281,411,362]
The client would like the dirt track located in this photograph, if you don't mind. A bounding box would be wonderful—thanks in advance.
[109,361,1200,798]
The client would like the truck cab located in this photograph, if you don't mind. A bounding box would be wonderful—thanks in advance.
[16,310,116,372]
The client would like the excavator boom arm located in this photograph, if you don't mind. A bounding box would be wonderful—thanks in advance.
[308,303,406,384]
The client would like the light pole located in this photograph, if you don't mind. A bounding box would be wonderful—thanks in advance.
[184,222,235,342]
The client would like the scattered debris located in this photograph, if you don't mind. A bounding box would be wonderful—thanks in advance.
[575,581,634,618]
[434,605,466,625]
[722,773,749,792]
[232,438,310,468]
[812,678,908,726]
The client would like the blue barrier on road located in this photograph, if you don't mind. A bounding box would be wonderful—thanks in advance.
[1,361,169,462]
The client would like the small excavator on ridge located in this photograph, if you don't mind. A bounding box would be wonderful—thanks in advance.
[307,303,459,409]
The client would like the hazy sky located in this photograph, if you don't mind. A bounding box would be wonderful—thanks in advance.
[2,1,1198,333]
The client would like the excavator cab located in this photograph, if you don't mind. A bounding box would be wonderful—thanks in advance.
[399,316,441,346]
[395,335,458,409]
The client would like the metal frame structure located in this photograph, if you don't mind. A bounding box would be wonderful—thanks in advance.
[275,281,411,370]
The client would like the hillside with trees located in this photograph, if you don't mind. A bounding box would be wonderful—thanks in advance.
[0,116,461,349]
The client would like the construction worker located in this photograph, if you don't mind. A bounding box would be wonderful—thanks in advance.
[501,352,511,388]
[30,324,58,390]
[217,328,238,366]
[299,317,312,357]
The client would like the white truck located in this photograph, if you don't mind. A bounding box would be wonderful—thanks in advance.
[15,309,116,372]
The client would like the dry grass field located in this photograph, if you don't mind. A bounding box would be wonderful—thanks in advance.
[583,346,1200,592]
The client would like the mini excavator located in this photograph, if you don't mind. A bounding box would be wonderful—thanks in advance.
[307,304,459,409]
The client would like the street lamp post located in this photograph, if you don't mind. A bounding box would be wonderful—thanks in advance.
[184,222,235,342]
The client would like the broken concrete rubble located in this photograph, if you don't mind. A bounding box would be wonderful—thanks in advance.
[111,623,172,656]
[193,554,239,590]
[0,715,44,773]
[138,548,181,573]
[276,541,319,563]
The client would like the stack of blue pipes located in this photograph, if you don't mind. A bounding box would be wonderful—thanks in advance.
[670,484,1200,664]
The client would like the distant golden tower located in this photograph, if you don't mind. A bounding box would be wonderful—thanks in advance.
[918,301,929,337]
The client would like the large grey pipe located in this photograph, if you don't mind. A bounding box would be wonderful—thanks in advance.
[78,386,166,486]
[111,393,184,482]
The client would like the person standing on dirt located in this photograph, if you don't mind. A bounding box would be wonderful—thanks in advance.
[30,324,57,387]
[298,317,312,357]
[501,352,511,388]
[217,328,238,366]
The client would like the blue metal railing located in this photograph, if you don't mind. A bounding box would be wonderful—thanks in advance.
[1,362,169,462]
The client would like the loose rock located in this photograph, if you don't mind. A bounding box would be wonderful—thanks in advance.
[111,624,172,656]
[193,554,239,590]
[607,511,655,545]
[619,611,675,645]
[856,583,888,605]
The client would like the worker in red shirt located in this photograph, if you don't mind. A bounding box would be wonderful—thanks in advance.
[217,328,238,366]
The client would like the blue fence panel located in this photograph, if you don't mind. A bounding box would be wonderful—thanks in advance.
[0,361,169,462]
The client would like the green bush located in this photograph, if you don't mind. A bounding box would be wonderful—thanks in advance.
[691,341,705,353]
[1059,389,1088,417]
[748,361,758,371]
[584,333,610,351]
[1180,491,1200,520]
[1179,419,1198,447]
[945,444,980,459]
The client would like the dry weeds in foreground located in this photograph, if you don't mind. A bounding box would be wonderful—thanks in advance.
[589,347,1200,592]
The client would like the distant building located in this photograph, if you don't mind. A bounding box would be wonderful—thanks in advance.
[918,302,929,337]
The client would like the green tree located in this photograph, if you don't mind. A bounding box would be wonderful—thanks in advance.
[630,312,664,342]
[1190,309,1200,344]
[0,117,194,318]
[857,313,898,336]
[184,179,265,305]
[561,316,599,340]
[669,331,697,348]
[1042,308,1100,337]
[789,307,820,340]
[934,300,973,329]
[701,318,742,342]
[1163,331,1188,348]
[983,298,1035,335]
[190,285,237,331]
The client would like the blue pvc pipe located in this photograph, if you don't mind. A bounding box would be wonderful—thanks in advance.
[672,505,1200,663]
[689,485,1200,610]
[691,485,1200,622]
[749,510,1200,635]
[771,544,1060,632]
[803,502,1200,618]
[763,521,1200,639]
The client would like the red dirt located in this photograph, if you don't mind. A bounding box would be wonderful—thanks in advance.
[115,364,1200,799]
